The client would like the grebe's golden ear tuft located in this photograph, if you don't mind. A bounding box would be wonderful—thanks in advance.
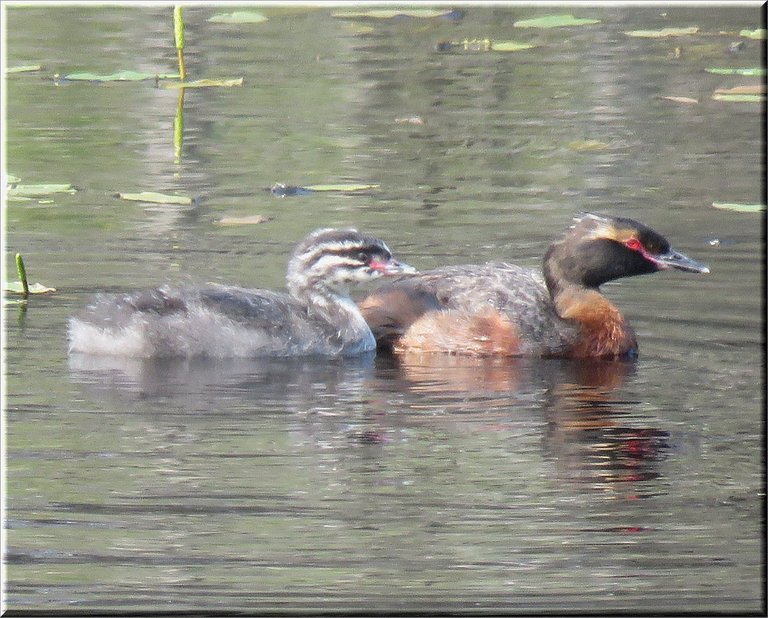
[570,212,621,241]
[570,213,672,247]
[573,211,610,225]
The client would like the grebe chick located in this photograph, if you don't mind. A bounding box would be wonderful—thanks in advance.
[68,228,415,358]
[360,213,709,359]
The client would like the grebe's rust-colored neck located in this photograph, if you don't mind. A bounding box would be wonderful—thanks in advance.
[553,286,637,359]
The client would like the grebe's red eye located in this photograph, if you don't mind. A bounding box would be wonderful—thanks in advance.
[624,238,643,252]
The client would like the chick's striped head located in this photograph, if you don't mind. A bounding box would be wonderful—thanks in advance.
[287,228,415,294]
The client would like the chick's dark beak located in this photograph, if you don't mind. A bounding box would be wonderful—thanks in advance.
[653,248,710,274]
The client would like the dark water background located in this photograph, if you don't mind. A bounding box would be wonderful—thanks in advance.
[4,5,764,612]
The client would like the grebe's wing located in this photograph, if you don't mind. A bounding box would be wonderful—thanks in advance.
[359,263,564,352]
[198,285,302,336]
[358,284,441,350]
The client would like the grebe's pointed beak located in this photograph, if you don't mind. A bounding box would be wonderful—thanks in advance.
[654,248,710,274]
[371,259,417,276]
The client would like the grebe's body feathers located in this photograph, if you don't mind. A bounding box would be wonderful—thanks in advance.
[360,214,708,359]
[361,262,574,356]
[69,229,414,358]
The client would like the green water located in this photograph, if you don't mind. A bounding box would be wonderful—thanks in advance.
[4,4,764,612]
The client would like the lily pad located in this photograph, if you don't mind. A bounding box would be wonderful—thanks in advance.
[5,281,57,295]
[567,140,610,152]
[492,41,536,52]
[714,85,765,95]
[6,174,22,184]
[436,39,538,53]
[117,191,193,205]
[624,26,699,38]
[341,22,375,35]
[6,253,56,298]
[661,96,699,104]
[270,183,380,197]
[513,15,600,28]
[8,183,76,198]
[333,9,455,19]
[452,39,492,51]
[705,67,765,76]
[395,116,425,125]
[712,93,764,102]
[740,28,765,39]
[161,78,244,89]
[303,183,380,192]
[208,11,268,24]
[712,202,765,213]
[271,184,314,197]
[6,64,42,74]
[63,70,181,82]
[216,215,272,226]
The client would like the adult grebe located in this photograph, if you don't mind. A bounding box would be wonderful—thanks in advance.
[359,214,709,359]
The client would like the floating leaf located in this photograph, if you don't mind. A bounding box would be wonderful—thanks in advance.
[567,140,610,152]
[161,77,244,89]
[117,191,193,205]
[705,67,765,76]
[740,28,765,39]
[6,174,21,184]
[216,215,272,226]
[7,253,56,298]
[661,96,699,104]
[270,184,313,197]
[6,64,42,74]
[714,85,765,95]
[436,39,484,52]
[712,202,765,213]
[303,184,380,192]
[712,93,764,102]
[341,21,375,35]
[491,40,536,52]
[8,183,76,197]
[63,70,180,82]
[439,38,536,53]
[624,26,699,38]
[395,116,425,125]
[208,11,268,24]
[514,15,600,28]
[5,281,57,295]
[333,9,455,19]
[270,183,379,197]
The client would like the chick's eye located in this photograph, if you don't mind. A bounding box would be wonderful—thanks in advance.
[356,251,370,263]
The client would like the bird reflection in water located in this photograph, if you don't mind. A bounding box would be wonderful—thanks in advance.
[382,353,669,497]
[540,359,669,494]
[69,351,670,498]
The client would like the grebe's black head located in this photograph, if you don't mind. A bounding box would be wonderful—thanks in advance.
[287,228,416,296]
[543,213,709,295]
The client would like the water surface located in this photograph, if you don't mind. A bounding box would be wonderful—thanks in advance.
[4,5,764,613]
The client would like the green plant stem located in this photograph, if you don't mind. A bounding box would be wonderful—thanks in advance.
[174,5,186,81]
[174,88,185,163]
[16,253,29,298]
